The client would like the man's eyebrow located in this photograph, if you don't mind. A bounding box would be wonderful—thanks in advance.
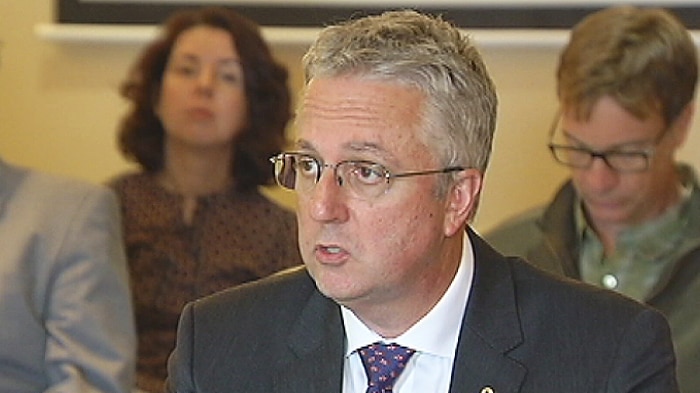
[295,140,315,152]
[295,139,396,162]
[562,130,656,150]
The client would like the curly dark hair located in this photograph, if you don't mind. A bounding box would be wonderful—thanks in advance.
[117,7,291,190]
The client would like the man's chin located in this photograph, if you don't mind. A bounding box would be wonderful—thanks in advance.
[585,206,634,229]
[310,269,358,300]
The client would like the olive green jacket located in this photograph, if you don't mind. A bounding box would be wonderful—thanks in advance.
[484,165,700,393]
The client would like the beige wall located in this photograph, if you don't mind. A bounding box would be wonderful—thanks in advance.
[2,1,699,233]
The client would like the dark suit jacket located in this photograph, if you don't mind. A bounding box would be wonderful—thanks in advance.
[166,229,678,393]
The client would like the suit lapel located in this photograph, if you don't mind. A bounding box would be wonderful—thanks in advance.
[273,287,345,393]
[449,229,527,393]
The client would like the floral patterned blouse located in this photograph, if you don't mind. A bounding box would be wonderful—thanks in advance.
[110,172,302,392]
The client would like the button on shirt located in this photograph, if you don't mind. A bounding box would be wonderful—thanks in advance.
[341,235,474,393]
[578,182,694,301]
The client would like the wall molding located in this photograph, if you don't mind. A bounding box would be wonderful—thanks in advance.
[35,23,574,49]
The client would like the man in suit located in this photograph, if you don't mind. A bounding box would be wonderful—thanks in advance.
[0,158,136,392]
[166,10,679,392]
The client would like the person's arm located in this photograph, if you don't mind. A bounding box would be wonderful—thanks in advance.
[44,187,136,393]
[607,308,679,393]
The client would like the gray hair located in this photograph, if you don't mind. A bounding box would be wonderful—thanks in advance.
[301,10,498,183]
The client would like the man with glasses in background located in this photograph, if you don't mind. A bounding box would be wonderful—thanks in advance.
[486,6,700,391]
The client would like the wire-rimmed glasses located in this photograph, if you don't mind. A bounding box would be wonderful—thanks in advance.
[547,113,667,173]
[270,152,465,200]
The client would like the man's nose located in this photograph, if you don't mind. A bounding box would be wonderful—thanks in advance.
[579,156,620,191]
[306,167,350,223]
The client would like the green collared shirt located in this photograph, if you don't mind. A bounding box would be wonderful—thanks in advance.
[578,176,699,302]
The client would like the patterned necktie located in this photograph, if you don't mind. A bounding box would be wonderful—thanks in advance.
[358,342,416,393]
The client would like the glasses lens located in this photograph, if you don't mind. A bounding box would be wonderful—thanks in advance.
[273,154,297,189]
[273,153,322,191]
[550,145,591,168]
[605,152,649,172]
[338,161,389,199]
[293,155,321,192]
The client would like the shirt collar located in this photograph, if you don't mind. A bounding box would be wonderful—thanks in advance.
[575,171,693,253]
[342,234,474,359]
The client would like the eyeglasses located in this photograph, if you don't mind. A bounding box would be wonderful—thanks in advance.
[547,113,667,173]
[547,145,659,172]
[270,152,465,200]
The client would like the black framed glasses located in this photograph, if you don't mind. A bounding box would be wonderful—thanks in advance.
[547,112,667,173]
[270,152,465,200]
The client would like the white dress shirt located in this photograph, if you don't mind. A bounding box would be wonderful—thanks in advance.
[341,235,475,393]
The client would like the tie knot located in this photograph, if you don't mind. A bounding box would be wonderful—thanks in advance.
[358,342,415,393]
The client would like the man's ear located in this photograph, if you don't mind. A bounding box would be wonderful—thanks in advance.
[443,169,482,237]
[671,102,694,148]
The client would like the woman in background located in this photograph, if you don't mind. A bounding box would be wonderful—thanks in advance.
[110,7,301,392]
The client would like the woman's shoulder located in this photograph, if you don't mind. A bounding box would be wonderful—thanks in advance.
[107,171,152,191]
